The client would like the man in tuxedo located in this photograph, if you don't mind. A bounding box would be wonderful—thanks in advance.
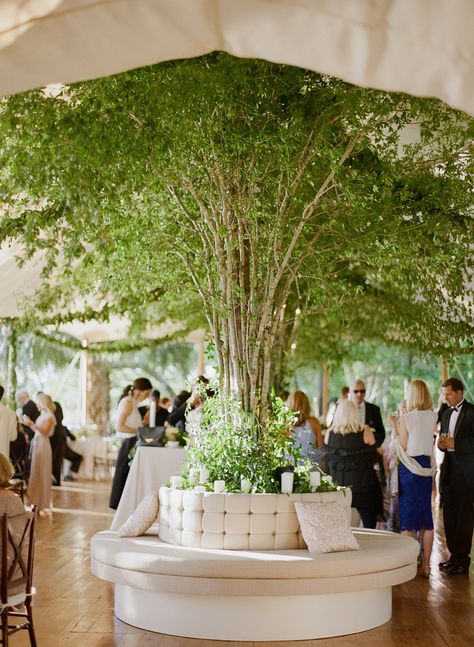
[351,380,385,447]
[16,389,40,440]
[437,377,474,576]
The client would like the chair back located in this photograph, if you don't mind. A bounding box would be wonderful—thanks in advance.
[1,506,36,604]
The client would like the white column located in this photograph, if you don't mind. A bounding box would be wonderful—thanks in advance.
[80,341,88,428]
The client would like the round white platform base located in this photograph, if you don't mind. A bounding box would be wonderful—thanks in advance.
[115,584,392,641]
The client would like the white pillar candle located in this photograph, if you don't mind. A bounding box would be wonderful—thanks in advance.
[240,478,251,493]
[310,471,321,491]
[214,480,225,493]
[171,475,183,489]
[188,468,199,485]
[281,471,294,494]
[199,467,209,484]
[149,399,157,427]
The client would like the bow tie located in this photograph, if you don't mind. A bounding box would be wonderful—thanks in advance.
[451,406,462,412]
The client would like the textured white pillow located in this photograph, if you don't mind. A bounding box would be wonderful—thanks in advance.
[118,494,159,537]
[294,500,360,554]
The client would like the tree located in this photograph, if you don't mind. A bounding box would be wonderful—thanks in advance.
[0,54,473,423]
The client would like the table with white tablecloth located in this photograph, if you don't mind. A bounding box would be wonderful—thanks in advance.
[69,437,119,480]
[111,446,186,530]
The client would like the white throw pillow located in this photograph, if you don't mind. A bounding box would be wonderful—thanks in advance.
[294,500,360,554]
[118,494,159,537]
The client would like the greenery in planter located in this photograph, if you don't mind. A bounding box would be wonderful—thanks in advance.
[177,389,339,494]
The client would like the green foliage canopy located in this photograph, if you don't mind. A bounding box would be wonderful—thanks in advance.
[0,54,473,415]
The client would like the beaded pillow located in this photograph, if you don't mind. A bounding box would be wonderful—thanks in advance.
[294,500,360,554]
[118,493,159,537]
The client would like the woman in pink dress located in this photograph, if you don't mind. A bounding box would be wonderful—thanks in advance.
[23,393,55,514]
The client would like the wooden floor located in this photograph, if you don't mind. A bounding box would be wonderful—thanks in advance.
[12,483,474,647]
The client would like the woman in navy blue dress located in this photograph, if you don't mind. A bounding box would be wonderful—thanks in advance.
[395,380,437,577]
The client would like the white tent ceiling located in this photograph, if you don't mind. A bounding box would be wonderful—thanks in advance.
[0,0,473,115]
[0,242,44,319]
[1,0,473,339]
[0,242,202,343]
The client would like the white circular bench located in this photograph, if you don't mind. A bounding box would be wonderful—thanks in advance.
[91,528,418,641]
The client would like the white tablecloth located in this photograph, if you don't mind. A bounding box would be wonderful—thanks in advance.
[111,446,186,530]
[69,437,118,480]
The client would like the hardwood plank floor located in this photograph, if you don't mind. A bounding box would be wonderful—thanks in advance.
[11,483,474,646]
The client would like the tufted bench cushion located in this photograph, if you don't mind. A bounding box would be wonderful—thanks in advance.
[158,487,353,550]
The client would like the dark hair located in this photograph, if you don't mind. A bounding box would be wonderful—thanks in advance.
[196,375,209,385]
[151,389,161,400]
[341,386,350,396]
[442,377,464,393]
[0,385,4,400]
[119,378,153,402]
[204,386,215,400]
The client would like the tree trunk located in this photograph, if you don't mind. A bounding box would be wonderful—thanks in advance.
[86,356,110,435]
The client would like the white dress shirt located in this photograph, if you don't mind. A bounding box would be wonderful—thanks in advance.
[0,402,18,457]
[357,402,366,427]
[447,399,464,452]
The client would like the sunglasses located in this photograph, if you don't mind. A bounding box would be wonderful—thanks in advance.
[353,390,366,394]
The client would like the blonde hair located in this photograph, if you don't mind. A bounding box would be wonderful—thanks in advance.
[406,380,432,412]
[37,393,56,413]
[329,399,363,434]
[0,453,14,487]
[286,391,311,425]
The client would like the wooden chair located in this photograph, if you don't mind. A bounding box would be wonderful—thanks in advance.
[0,507,37,647]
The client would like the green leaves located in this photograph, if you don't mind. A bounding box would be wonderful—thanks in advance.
[0,53,472,400]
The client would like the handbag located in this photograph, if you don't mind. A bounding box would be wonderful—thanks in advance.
[137,426,166,447]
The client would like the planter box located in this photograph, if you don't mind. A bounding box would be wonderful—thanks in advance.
[158,487,351,550]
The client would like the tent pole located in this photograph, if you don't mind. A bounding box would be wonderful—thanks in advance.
[322,362,330,418]
[441,357,448,384]
[80,342,88,428]
[6,325,18,408]
[197,335,205,376]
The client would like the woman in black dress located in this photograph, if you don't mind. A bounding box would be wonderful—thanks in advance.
[320,399,383,528]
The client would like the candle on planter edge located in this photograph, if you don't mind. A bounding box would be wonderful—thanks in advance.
[171,475,183,489]
[188,468,199,485]
[214,480,225,493]
[310,471,321,491]
[240,477,251,493]
[194,485,206,492]
[199,467,210,484]
[281,471,294,494]
[149,399,157,427]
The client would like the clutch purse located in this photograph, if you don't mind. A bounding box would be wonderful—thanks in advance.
[137,426,166,447]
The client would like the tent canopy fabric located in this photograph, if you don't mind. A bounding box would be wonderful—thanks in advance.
[0,243,202,344]
[0,0,473,116]
[0,242,44,319]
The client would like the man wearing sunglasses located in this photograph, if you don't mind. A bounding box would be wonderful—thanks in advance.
[351,380,385,447]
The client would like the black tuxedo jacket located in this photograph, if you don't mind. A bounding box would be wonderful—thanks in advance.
[364,401,385,447]
[440,400,474,489]
[23,399,40,422]
[22,400,40,440]
[50,400,67,450]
